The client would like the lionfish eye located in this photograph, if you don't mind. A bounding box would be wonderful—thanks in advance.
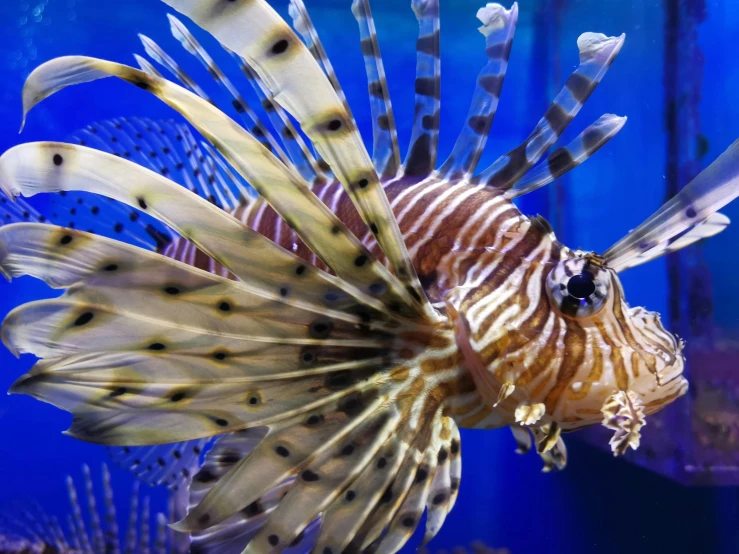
[566,273,596,299]
[546,260,610,318]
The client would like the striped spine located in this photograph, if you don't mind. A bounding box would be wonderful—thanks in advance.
[351,0,401,180]
[228,49,326,184]
[476,32,625,189]
[509,113,627,198]
[438,3,518,179]
[404,0,441,178]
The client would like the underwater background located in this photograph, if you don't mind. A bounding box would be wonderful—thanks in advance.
[0,0,738,552]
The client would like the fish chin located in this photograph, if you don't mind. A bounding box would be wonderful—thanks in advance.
[625,305,687,394]
[597,305,689,455]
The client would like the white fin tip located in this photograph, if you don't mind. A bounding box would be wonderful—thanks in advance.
[577,32,625,60]
[287,1,308,34]
[477,2,518,36]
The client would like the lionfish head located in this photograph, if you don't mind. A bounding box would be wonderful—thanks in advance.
[448,138,739,455]
[541,251,687,438]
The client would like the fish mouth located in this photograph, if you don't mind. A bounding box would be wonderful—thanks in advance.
[625,306,685,387]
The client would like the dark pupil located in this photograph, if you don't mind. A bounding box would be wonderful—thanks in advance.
[566,273,596,300]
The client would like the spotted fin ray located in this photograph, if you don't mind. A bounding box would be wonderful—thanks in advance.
[235,402,403,553]
[286,0,344,179]
[171,375,403,534]
[226,46,329,186]
[162,0,435,317]
[139,32,292,167]
[107,438,210,490]
[360,420,440,554]
[187,429,320,554]
[188,428,278,552]
[311,426,413,553]
[18,58,425,318]
[170,366,464,554]
[287,0,349,111]
[420,417,460,546]
[165,14,324,185]
[0,222,408,440]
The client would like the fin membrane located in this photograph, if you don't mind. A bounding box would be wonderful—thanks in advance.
[107,438,210,490]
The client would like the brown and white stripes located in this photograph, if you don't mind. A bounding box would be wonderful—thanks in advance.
[162,171,686,433]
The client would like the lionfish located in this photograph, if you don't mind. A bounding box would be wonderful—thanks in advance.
[1,0,738,552]
[0,464,186,554]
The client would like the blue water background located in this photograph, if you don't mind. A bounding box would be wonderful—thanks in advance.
[0,0,738,552]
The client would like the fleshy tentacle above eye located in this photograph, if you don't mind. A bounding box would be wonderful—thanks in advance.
[604,138,739,271]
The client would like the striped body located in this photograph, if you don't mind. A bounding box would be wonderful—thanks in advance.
[232,177,517,289]
[163,175,529,294]
[161,176,685,433]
